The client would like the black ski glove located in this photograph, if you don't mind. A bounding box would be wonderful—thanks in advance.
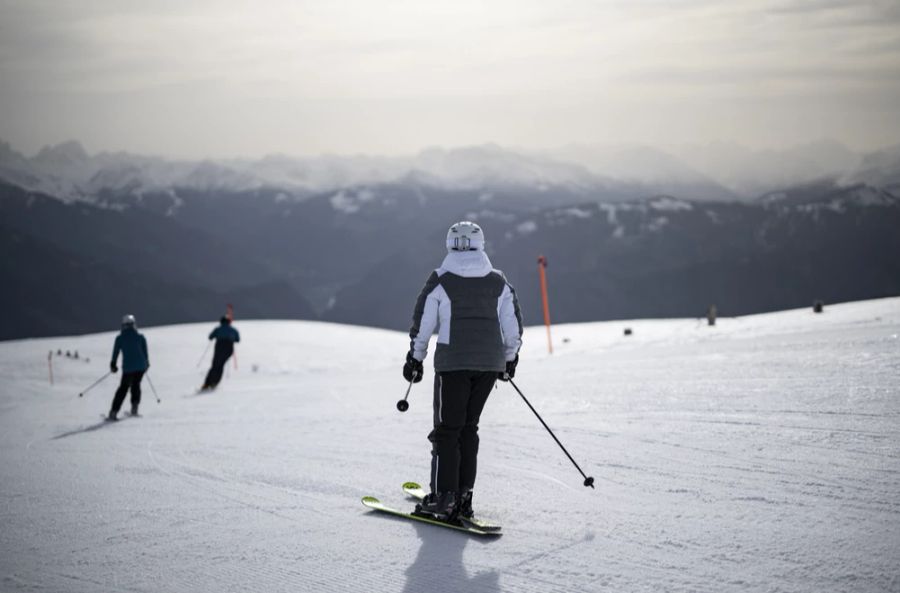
[110,363,118,373]
[403,352,424,383]
[498,355,518,382]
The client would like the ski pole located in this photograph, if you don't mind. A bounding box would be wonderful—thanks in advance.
[508,378,595,489]
[396,372,418,412]
[78,372,112,398]
[145,373,162,404]
[196,341,212,368]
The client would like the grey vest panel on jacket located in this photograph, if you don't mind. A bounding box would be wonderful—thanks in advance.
[434,272,507,372]
[409,271,440,348]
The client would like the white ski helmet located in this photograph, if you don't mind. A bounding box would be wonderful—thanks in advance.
[446,221,485,252]
[121,314,136,327]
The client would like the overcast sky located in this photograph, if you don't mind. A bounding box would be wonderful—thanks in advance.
[1,0,899,158]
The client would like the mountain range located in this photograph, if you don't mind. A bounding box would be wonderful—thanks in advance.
[1,138,899,340]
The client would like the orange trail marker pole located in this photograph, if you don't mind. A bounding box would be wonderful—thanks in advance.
[538,255,553,354]
[48,351,54,385]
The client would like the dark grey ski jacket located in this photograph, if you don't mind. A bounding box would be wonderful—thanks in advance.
[409,250,523,372]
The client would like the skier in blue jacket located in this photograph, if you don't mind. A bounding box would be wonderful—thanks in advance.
[108,314,149,420]
[201,317,240,391]
[404,221,523,521]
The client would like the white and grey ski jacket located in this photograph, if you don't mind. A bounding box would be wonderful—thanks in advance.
[409,251,523,372]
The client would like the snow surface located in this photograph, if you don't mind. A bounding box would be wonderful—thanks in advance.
[2,299,899,592]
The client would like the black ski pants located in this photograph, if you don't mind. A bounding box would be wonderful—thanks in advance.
[429,370,496,494]
[111,370,145,413]
[204,343,233,388]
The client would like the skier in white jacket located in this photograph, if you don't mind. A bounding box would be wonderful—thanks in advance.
[404,221,523,520]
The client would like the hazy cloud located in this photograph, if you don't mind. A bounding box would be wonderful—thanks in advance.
[0,0,898,157]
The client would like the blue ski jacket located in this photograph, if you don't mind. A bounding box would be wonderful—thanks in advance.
[111,328,149,373]
[209,324,240,343]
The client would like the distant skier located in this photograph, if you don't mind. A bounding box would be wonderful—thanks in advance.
[201,316,240,391]
[404,221,523,521]
[108,314,149,421]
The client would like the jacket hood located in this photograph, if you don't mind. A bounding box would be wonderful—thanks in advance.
[439,250,494,278]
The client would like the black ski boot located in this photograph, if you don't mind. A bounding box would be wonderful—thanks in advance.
[416,491,458,520]
[458,490,474,520]
[107,410,118,422]
[130,404,139,416]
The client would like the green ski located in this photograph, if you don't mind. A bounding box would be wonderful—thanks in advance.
[361,496,500,537]
[402,481,502,532]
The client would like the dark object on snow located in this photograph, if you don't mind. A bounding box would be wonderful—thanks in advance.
[73,351,79,359]
[707,304,717,326]
[813,300,824,313]
[65,350,71,358]
[562,337,570,344]
[624,328,632,336]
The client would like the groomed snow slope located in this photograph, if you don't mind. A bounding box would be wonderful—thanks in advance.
[1,299,899,593]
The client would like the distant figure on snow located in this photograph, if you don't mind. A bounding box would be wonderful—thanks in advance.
[108,314,149,421]
[201,316,240,391]
[404,221,523,522]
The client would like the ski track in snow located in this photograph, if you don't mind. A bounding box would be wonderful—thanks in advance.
[1,301,900,592]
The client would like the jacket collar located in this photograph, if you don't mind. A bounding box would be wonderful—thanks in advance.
[439,250,494,278]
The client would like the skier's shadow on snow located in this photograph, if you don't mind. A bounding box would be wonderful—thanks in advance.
[402,522,500,593]
[51,419,121,440]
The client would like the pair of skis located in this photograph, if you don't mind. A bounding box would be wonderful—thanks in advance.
[100,412,140,422]
[362,482,501,537]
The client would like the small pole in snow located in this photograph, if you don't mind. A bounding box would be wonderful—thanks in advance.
[538,255,553,354]
[47,351,54,385]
